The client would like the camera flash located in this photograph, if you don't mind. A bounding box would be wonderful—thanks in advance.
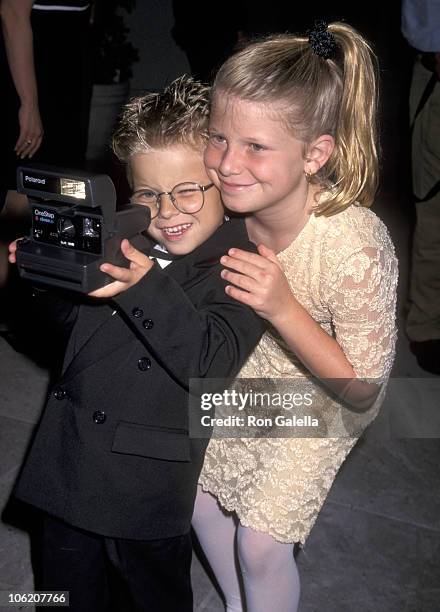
[60,178,86,199]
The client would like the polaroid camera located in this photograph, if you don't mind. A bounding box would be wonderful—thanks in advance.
[15,165,151,293]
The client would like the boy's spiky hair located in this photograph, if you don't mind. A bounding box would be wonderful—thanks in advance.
[112,75,210,162]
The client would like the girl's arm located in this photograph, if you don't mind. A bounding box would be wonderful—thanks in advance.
[220,244,357,379]
[220,243,397,409]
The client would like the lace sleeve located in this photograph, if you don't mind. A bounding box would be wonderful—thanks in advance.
[324,245,398,382]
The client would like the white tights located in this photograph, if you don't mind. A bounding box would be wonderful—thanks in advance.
[192,486,300,612]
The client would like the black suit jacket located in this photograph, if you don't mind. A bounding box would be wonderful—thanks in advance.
[14,218,265,539]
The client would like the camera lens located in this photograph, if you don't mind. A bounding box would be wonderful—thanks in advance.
[58,217,76,238]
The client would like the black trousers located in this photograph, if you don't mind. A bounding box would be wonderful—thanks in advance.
[36,514,193,612]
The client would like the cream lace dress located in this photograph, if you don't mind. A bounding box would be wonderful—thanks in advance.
[198,204,398,546]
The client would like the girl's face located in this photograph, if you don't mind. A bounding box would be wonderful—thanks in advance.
[205,94,309,216]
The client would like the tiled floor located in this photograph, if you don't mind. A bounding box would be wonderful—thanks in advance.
[1,193,439,611]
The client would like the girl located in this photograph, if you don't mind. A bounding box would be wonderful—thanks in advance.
[192,22,398,612]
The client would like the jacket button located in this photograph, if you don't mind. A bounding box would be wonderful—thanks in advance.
[142,319,154,330]
[54,388,66,400]
[92,410,106,424]
[138,357,151,371]
[132,307,143,318]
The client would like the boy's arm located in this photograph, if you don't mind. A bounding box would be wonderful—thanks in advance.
[111,262,265,385]
[6,281,80,370]
[26,286,79,333]
[9,239,79,340]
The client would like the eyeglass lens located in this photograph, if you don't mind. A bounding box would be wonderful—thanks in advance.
[131,182,205,217]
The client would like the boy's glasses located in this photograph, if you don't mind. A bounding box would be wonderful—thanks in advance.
[130,182,214,219]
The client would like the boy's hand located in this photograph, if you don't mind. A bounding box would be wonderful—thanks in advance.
[89,239,154,298]
[8,238,24,264]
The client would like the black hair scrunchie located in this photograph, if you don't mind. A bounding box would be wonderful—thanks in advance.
[307,21,336,60]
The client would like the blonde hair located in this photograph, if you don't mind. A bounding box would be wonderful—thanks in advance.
[113,75,210,162]
[212,23,379,215]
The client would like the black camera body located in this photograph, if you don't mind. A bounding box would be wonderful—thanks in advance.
[15,165,151,293]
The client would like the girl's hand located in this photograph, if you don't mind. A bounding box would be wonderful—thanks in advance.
[220,244,294,323]
[89,239,154,298]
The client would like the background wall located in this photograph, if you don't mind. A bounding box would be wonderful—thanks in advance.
[125,0,190,95]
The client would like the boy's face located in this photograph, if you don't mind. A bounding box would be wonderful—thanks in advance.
[130,145,224,256]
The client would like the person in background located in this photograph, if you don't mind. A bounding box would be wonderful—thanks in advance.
[172,0,246,83]
[0,0,43,296]
[0,0,92,208]
[0,0,92,339]
[402,0,440,375]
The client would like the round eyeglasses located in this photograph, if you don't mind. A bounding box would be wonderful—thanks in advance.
[130,182,215,219]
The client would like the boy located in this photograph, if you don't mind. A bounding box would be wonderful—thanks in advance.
[10,76,264,611]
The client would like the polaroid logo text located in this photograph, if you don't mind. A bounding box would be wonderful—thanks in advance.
[25,175,46,185]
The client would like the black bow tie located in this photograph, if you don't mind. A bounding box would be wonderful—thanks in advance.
[149,244,182,262]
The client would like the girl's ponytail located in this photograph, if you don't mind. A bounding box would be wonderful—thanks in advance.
[321,22,379,214]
